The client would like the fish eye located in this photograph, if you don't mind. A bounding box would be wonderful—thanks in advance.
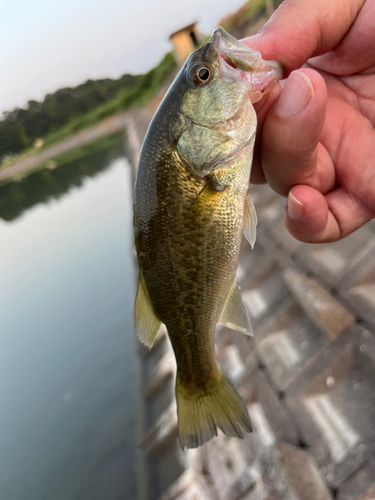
[192,65,212,85]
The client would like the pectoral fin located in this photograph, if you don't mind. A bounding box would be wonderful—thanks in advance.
[135,269,162,348]
[187,179,226,225]
[219,281,253,336]
[243,193,257,248]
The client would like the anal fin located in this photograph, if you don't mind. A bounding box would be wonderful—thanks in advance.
[219,281,253,336]
[135,269,162,348]
[243,192,257,248]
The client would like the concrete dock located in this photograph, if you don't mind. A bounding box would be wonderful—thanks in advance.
[127,92,375,500]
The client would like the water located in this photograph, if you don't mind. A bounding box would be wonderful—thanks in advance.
[0,143,137,500]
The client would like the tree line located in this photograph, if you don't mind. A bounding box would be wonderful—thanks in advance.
[0,52,176,162]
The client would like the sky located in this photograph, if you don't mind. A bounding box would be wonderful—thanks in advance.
[0,0,247,114]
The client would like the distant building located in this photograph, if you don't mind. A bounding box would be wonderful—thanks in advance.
[169,23,202,66]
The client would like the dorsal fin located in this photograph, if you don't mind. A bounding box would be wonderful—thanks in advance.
[135,269,162,348]
[243,193,257,248]
[219,281,253,336]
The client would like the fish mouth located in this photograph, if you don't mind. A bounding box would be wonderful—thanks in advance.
[210,27,283,102]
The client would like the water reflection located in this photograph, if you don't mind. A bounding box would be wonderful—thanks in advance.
[0,148,137,500]
[0,141,124,222]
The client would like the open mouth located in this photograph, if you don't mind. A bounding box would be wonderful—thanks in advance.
[211,26,262,72]
[220,54,237,69]
[211,27,284,102]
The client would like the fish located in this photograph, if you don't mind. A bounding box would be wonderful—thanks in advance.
[134,27,283,449]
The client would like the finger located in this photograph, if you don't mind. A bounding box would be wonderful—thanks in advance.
[286,185,374,243]
[241,0,365,74]
[260,68,335,196]
[308,0,375,75]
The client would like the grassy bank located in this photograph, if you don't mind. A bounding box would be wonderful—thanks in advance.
[41,131,125,169]
[0,132,125,187]
[1,52,176,169]
[41,52,176,150]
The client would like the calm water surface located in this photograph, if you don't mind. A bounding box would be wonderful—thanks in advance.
[0,145,137,499]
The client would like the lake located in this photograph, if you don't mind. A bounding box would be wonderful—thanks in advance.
[0,141,137,500]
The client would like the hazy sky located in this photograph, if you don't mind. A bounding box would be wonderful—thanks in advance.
[1,0,247,114]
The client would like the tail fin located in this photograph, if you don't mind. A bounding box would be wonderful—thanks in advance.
[176,371,252,449]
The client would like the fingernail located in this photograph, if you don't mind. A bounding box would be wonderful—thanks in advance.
[276,71,314,117]
[287,191,305,221]
[240,33,263,47]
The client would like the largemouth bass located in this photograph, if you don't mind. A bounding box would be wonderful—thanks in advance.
[134,27,282,449]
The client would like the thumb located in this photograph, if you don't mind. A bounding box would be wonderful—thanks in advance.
[260,68,334,197]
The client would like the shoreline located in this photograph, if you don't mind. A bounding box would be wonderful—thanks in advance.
[0,112,130,185]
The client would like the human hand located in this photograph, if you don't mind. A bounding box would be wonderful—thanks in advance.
[242,0,375,243]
